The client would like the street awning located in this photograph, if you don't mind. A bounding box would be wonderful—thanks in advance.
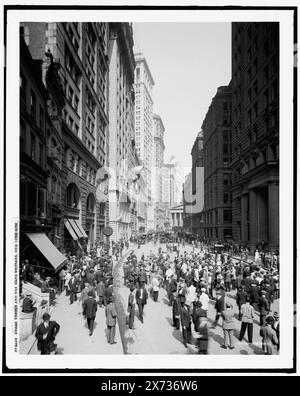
[75,220,88,238]
[26,233,67,272]
[64,219,78,240]
[68,219,88,239]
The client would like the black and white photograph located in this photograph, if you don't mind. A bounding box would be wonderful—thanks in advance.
[1,2,297,374]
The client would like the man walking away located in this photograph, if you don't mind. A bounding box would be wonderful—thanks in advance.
[172,292,181,330]
[135,283,148,323]
[106,296,117,344]
[239,297,255,344]
[151,275,160,302]
[260,316,279,355]
[221,303,235,350]
[236,286,248,321]
[127,286,136,329]
[180,302,192,347]
[83,290,98,336]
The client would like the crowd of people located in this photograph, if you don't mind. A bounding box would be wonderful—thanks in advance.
[122,239,280,355]
[20,234,280,355]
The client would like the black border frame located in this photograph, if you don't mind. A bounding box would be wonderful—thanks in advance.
[2,4,297,375]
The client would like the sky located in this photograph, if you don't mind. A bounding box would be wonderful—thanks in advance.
[133,22,231,177]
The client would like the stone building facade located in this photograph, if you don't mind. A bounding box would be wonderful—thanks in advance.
[231,22,279,251]
[202,86,232,241]
[107,23,136,241]
[21,22,109,252]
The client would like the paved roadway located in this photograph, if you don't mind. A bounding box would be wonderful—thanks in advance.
[114,241,279,355]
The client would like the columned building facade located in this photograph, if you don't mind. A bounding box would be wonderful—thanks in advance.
[108,23,136,241]
[202,85,232,241]
[231,22,279,251]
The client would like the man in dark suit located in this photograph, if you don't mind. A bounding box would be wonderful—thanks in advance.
[83,290,98,336]
[135,283,148,323]
[68,273,79,305]
[35,312,60,354]
[172,292,181,330]
[213,292,225,327]
[180,302,192,347]
[236,286,248,320]
[127,285,136,329]
[258,290,270,325]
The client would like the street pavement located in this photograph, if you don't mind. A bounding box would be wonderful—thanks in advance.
[29,289,123,355]
[114,242,279,355]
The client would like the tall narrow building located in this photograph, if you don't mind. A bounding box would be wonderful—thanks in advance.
[152,114,165,230]
[20,22,109,253]
[202,85,232,241]
[107,22,136,241]
[231,22,279,251]
[134,52,155,230]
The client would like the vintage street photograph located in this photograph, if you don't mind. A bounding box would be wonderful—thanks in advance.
[3,5,296,372]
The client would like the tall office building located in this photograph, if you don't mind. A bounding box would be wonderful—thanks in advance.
[134,52,155,230]
[20,22,109,253]
[231,22,279,251]
[107,23,136,240]
[202,85,232,241]
[152,114,165,230]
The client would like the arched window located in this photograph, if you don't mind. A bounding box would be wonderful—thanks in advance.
[86,193,95,213]
[66,183,80,208]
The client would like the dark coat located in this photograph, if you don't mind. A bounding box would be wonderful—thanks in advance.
[258,296,270,314]
[172,296,181,317]
[250,285,260,304]
[236,290,248,307]
[180,305,191,327]
[135,288,148,305]
[215,296,225,313]
[83,297,98,319]
[35,320,60,353]
[68,277,79,292]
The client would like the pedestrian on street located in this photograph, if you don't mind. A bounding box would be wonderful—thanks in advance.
[221,302,235,350]
[35,312,60,355]
[68,273,79,304]
[239,297,255,344]
[272,312,280,352]
[127,285,136,329]
[260,316,279,355]
[172,292,181,330]
[180,302,192,347]
[83,290,98,336]
[258,290,270,325]
[106,296,117,344]
[135,283,148,323]
[151,275,160,302]
[236,286,248,321]
[213,291,225,327]
[96,279,106,307]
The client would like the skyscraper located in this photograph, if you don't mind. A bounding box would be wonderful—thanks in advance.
[20,22,109,252]
[202,85,232,241]
[152,114,165,230]
[231,22,279,251]
[134,52,155,230]
[107,22,136,240]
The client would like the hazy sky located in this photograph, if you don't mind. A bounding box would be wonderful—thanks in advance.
[133,22,231,175]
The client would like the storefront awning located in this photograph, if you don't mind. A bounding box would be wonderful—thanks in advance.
[68,219,88,239]
[25,233,67,272]
[64,219,78,240]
